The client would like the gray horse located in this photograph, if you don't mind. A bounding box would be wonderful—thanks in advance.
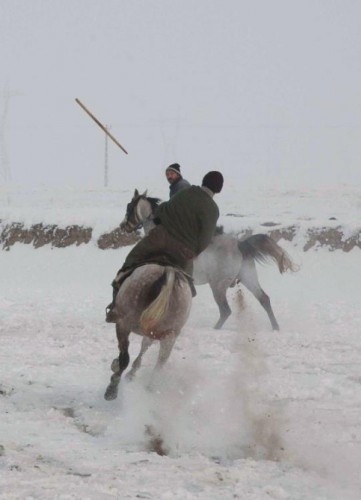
[120,189,297,331]
[104,264,192,400]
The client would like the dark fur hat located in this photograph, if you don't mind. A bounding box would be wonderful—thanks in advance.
[202,171,224,193]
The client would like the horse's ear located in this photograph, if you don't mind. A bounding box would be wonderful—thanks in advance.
[134,189,139,198]
[142,190,148,197]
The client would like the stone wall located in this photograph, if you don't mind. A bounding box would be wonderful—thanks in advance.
[0,222,140,251]
[234,225,361,252]
[0,221,360,251]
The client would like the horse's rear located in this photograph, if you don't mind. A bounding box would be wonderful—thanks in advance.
[115,264,191,337]
[104,264,192,400]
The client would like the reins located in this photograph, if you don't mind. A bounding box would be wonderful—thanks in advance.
[123,195,160,233]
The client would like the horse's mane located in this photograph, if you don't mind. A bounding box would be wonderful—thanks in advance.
[145,196,162,212]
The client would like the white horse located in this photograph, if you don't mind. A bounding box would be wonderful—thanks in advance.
[104,264,192,400]
[119,189,297,330]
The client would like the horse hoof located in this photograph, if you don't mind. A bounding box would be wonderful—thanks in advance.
[104,385,118,401]
[111,358,119,373]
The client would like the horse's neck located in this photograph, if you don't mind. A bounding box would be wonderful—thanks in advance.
[140,198,156,235]
[143,217,156,235]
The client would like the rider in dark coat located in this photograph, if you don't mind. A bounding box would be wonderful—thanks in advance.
[106,171,224,322]
[165,163,191,198]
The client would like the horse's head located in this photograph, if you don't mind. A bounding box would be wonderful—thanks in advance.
[120,189,146,233]
[120,189,162,233]
[120,189,161,233]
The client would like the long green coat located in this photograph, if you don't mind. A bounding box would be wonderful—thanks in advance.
[155,186,219,255]
[121,186,219,274]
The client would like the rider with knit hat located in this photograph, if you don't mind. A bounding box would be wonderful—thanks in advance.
[165,163,191,198]
[106,171,224,322]
[155,171,223,257]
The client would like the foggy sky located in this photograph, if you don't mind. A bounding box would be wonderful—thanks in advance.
[1,0,361,190]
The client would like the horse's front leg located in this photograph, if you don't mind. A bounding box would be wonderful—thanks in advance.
[104,324,130,401]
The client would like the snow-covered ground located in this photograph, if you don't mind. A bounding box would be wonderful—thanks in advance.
[1,184,361,499]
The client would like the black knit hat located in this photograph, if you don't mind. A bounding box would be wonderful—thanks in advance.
[202,171,224,193]
[166,163,181,176]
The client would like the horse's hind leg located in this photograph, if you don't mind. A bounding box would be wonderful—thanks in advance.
[126,337,153,381]
[104,324,130,401]
[238,259,280,331]
[209,279,232,330]
[156,331,178,371]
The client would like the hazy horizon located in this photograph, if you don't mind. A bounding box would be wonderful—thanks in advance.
[1,0,361,189]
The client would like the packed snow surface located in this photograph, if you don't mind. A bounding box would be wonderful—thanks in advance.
[1,184,361,499]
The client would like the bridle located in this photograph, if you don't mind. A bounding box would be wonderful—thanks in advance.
[121,193,161,234]
[121,197,144,232]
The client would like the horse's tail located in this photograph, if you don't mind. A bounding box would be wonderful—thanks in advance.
[237,234,299,273]
[139,267,176,333]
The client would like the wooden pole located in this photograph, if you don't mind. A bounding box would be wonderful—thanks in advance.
[75,98,128,155]
[104,127,109,187]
